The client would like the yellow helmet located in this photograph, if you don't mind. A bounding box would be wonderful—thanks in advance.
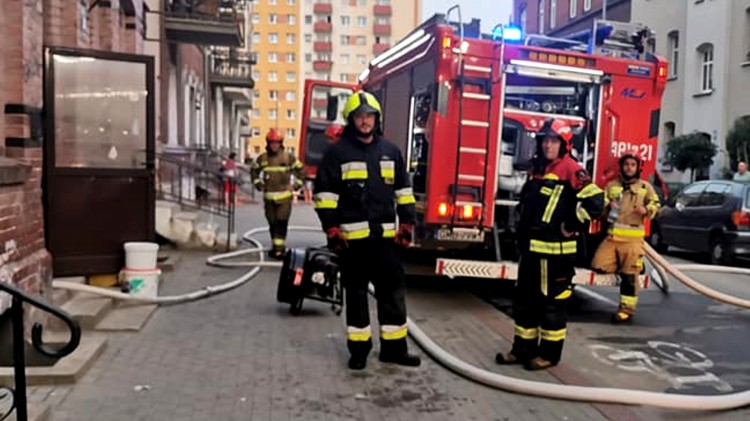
[342,91,382,120]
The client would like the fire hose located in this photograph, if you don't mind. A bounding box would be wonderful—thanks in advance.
[52,226,750,411]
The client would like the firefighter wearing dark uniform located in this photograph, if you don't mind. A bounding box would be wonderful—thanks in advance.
[250,128,305,259]
[591,154,660,323]
[313,91,421,370]
[496,119,605,371]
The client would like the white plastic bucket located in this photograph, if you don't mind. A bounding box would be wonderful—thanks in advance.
[124,242,159,270]
[120,268,161,299]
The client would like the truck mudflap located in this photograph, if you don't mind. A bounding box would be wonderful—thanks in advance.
[435,258,653,289]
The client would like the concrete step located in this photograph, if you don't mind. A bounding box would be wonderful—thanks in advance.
[58,292,114,330]
[172,211,199,244]
[95,303,158,332]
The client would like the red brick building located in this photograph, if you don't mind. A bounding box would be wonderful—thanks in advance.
[513,0,632,37]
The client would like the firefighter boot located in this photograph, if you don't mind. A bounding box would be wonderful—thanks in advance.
[495,352,524,365]
[347,338,372,371]
[525,357,557,371]
[612,273,638,324]
[379,338,421,367]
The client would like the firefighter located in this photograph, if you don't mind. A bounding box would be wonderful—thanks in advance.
[496,119,605,371]
[591,153,660,324]
[250,128,305,259]
[313,91,421,370]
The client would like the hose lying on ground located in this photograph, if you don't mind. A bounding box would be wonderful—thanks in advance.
[52,225,750,410]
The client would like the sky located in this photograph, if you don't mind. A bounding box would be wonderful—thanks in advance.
[421,0,514,33]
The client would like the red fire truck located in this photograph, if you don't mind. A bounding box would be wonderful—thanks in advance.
[298,10,668,284]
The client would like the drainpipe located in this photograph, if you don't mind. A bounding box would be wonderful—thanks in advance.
[602,0,608,20]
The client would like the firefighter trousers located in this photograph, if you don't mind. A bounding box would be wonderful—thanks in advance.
[510,254,574,364]
[264,199,292,251]
[591,238,643,315]
[340,238,409,360]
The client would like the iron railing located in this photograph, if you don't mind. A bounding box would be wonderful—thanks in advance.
[0,283,81,421]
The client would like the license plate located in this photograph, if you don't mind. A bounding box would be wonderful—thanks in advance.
[436,228,485,242]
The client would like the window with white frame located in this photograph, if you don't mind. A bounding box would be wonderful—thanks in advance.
[304,34,312,42]
[268,52,278,63]
[286,53,296,63]
[341,16,350,26]
[252,109,260,119]
[550,0,557,29]
[570,0,576,18]
[305,15,312,24]
[519,6,527,32]
[697,43,714,93]
[288,0,296,5]
[269,109,278,120]
[357,54,366,64]
[252,89,260,99]
[252,14,260,24]
[305,53,312,62]
[286,109,295,120]
[252,70,261,80]
[269,71,278,82]
[341,54,350,64]
[269,0,277,5]
[287,33,296,44]
[375,16,388,24]
[539,0,545,33]
[667,31,679,78]
[375,36,389,44]
[286,91,296,101]
[251,127,261,137]
[269,90,278,100]
[269,14,278,24]
[358,0,366,6]
[269,33,278,44]
[252,32,261,44]
[286,72,296,82]
[286,128,296,138]
[341,35,351,45]
[340,73,349,82]
[584,0,591,11]
[356,36,366,45]
[358,16,368,26]
[287,14,296,25]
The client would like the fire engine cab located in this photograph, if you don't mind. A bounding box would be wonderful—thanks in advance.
[298,8,668,284]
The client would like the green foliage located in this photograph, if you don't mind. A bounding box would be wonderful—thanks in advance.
[666,133,717,181]
[726,116,750,171]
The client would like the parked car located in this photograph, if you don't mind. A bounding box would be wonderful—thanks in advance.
[648,180,750,264]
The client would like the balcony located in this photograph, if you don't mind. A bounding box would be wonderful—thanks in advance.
[373,5,392,16]
[313,60,333,71]
[313,2,333,14]
[373,24,391,36]
[164,0,244,47]
[314,22,333,33]
[209,49,256,89]
[373,43,390,55]
[314,41,332,52]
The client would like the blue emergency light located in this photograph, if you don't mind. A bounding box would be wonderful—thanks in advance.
[492,25,523,42]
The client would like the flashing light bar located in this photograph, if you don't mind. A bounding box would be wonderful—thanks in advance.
[370,29,426,67]
[493,25,523,42]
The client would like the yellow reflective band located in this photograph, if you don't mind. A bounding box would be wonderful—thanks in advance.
[529,239,577,255]
[265,191,293,201]
[341,221,371,240]
[313,192,339,209]
[395,187,416,205]
[577,183,603,199]
[620,295,638,307]
[380,160,395,179]
[541,328,566,342]
[609,224,645,238]
[347,326,372,342]
[380,324,408,340]
[514,325,539,340]
[555,289,573,300]
[543,173,560,180]
[608,185,624,199]
[576,203,591,223]
[541,258,548,296]
[540,186,553,196]
[273,238,285,246]
[542,185,564,223]
[264,166,291,173]
[341,162,368,180]
[292,160,304,169]
[382,223,396,238]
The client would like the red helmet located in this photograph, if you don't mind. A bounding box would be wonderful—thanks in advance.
[538,118,574,144]
[324,124,343,141]
[266,128,284,143]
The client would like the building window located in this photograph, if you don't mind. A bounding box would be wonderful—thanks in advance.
[697,43,714,93]
[305,53,312,62]
[357,54,366,64]
[375,16,389,24]
[288,14,296,25]
[550,0,557,29]
[252,32,261,44]
[539,0,545,34]
[252,89,260,99]
[358,0,366,6]
[305,15,312,24]
[269,71,278,82]
[269,0,277,4]
[341,16,350,26]
[286,109,296,120]
[356,36,366,45]
[584,0,591,11]
[287,33,296,44]
[286,91,296,101]
[269,109,278,120]
[269,90,278,100]
[667,31,679,78]
[569,0,576,18]
[286,72,297,82]
[341,54,350,64]
[252,70,261,80]
[268,52,278,63]
[269,14,278,24]
[358,16,368,26]
[288,0,296,4]
[376,0,390,5]
[340,73,350,82]
[252,109,260,119]
[375,36,389,44]
[519,6,527,32]
[286,53,296,63]
[286,128,296,138]
[269,33,278,44]
[744,7,750,63]
[252,13,260,24]
[304,34,312,42]
[251,127,261,137]
[341,35,351,45]
[664,121,676,142]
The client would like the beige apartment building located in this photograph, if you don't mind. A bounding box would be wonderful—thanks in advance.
[248,0,422,156]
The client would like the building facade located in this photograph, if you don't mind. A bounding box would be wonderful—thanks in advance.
[632,0,750,181]
[247,0,421,157]
[513,0,631,36]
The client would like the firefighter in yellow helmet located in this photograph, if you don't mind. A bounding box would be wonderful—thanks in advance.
[313,91,420,370]
[250,128,305,259]
[591,153,660,323]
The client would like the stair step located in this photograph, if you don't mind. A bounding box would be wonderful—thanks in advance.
[95,303,158,332]
[59,293,114,330]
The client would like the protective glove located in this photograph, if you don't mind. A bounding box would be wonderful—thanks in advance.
[253,180,264,191]
[326,227,348,253]
[394,224,414,247]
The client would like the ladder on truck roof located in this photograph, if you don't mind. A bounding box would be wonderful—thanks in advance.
[446,5,494,229]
